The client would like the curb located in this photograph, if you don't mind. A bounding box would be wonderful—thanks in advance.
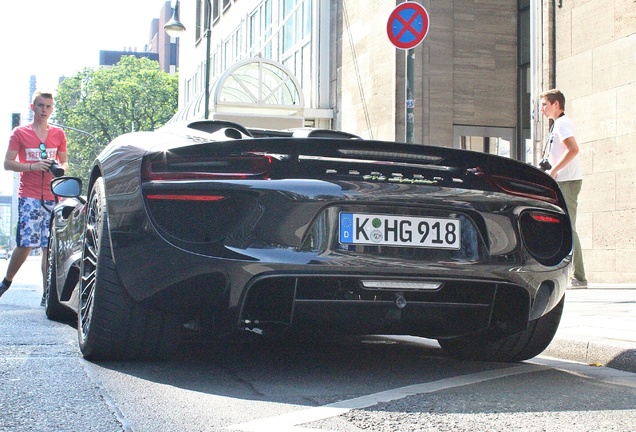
[586,284,636,290]
[543,336,636,374]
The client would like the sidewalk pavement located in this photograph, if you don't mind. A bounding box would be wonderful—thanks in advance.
[542,284,636,374]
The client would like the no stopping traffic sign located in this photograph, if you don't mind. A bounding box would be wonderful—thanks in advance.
[387,2,430,50]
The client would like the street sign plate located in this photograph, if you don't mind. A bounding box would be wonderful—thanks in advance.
[387,2,430,50]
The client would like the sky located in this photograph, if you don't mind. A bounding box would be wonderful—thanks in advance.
[0,0,170,194]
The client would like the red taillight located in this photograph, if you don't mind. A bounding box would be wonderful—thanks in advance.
[476,171,559,205]
[142,155,273,181]
[145,194,226,201]
[530,213,561,224]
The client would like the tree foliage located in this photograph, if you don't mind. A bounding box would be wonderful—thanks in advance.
[53,56,178,179]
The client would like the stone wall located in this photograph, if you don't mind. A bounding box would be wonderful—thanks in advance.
[334,0,518,147]
[332,2,397,140]
[554,0,636,283]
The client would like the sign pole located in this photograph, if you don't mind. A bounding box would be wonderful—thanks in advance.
[406,49,414,143]
[387,2,429,144]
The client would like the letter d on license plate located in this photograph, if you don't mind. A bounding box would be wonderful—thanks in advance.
[339,212,461,249]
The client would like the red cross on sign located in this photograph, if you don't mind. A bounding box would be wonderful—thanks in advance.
[387,2,430,50]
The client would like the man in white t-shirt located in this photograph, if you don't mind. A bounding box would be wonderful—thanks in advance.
[540,88,586,288]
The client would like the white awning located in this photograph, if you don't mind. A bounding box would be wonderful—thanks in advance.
[168,57,306,129]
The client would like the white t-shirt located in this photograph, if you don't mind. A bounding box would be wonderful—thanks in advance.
[548,114,583,181]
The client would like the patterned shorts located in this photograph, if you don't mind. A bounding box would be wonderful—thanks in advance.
[16,197,55,249]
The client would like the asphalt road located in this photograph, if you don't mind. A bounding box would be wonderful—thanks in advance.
[2,256,636,432]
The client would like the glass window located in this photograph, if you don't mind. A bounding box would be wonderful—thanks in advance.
[249,10,259,48]
[280,0,312,95]
[183,0,315,114]
[281,0,311,54]
[197,0,213,41]
[303,0,311,38]
[212,0,220,24]
[223,27,241,67]
[195,0,202,41]
[454,126,515,159]
[185,77,193,101]
[247,0,273,57]
[459,136,511,158]
[282,1,295,53]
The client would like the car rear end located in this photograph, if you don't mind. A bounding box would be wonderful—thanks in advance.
[134,123,572,340]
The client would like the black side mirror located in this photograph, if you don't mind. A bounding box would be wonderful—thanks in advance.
[50,177,83,198]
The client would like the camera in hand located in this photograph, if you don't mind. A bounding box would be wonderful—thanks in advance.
[48,160,65,177]
[539,159,552,171]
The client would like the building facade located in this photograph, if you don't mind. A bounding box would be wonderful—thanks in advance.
[542,0,636,283]
[149,1,181,74]
[170,0,635,283]
[99,2,178,73]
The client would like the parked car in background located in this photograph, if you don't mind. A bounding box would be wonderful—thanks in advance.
[0,248,10,260]
[45,120,573,362]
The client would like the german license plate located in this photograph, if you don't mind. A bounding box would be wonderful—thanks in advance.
[339,213,461,249]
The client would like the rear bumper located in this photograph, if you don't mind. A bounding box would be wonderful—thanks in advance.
[236,260,569,339]
[110,218,570,339]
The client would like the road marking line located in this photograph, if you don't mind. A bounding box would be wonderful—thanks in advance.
[228,363,547,431]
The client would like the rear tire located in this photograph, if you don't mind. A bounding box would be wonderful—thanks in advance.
[78,177,179,360]
[438,296,564,362]
[45,229,75,322]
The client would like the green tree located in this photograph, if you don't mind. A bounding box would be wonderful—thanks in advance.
[54,56,178,179]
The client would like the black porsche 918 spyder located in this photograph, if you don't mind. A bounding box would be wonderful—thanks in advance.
[45,120,572,362]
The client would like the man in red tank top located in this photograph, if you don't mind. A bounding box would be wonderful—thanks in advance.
[0,90,68,305]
